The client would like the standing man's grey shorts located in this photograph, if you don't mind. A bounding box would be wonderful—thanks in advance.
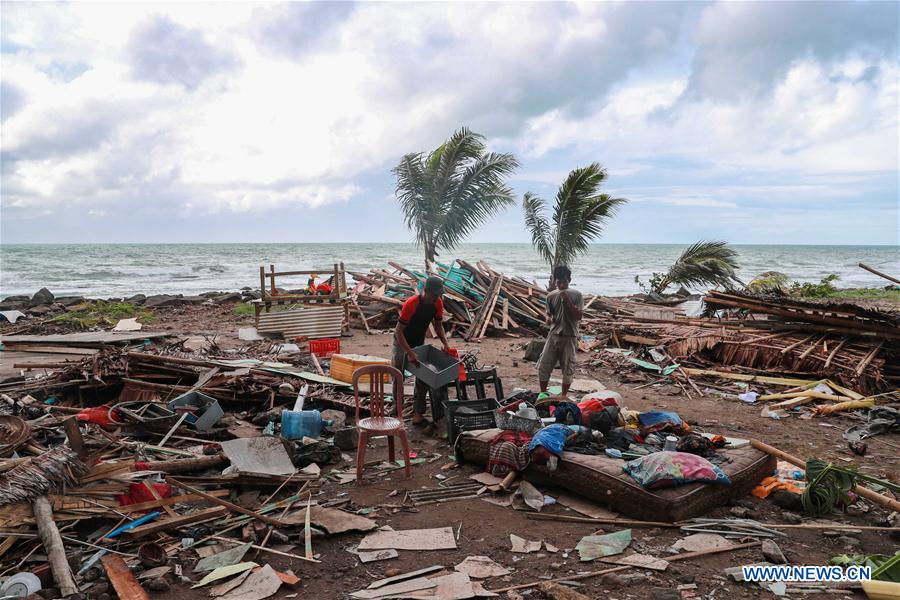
[537,333,576,385]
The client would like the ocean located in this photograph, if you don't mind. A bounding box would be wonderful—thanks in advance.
[1,243,898,299]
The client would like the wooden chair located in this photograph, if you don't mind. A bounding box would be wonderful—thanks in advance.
[353,365,410,482]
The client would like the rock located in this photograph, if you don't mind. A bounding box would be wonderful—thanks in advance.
[54,296,85,307]
[147,578,170,592]
[384,568,402,578]
[143,294,182,308]
[650,588,679,600]
[241,286,252,291]
[677,575,695,584]
[616,572,650,585]
[181,296,206,305]
[730,506,753,519]
[837,535,860,549]
[27,287,54,307]
[538,582,592,600]
[780,512,803,524]
[125,294,146,305]
[91,582,108,595]
[333,427,359,450]
[770,490,803,511]
[242,290,262,300]
[523,339,546,362]
[213,293,243,304]
[200,291,222,298]
[2,295,29,303]
[27,305,52,316]
[0,301,24,311]
[761,539,787,564]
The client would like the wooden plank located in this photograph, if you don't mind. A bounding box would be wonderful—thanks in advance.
[681,369,816,387]
[167,478,291,527]
[122,506,228,539]
[101,554,150,600]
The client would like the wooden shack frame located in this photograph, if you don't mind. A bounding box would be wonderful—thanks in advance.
[254,263,350,331]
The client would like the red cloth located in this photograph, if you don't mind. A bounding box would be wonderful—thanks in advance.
[578,398,617,425]
[489,429,532,446]
[77,405,115,428]
[399,295,444,322]
[117,482,173,507]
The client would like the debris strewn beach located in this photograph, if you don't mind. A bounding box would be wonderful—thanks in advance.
[0,260,897,600]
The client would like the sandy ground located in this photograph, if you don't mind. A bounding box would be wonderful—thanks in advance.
[3,304,899,599]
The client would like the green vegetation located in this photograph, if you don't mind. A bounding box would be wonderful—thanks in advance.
[394,127,519,271]
[826,287,900,301]
[746,271,790,294]
[232,302,255,317]
[51,300,154,329]
[523,163,628,281]
[790,273,841,298]
[634,240,740,295]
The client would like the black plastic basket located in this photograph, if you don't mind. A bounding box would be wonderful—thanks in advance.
[445,398,499,447]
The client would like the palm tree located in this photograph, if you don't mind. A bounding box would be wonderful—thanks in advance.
[393,128,519,271]
[522,163,627,284]
[649,240,741,294]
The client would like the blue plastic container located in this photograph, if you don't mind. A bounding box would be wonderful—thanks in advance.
[281,409,331,440]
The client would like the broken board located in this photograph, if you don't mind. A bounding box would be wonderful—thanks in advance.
[358,527,457,551]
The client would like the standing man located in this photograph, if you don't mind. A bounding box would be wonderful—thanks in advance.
[393,276,451,427]
[538,265,584,397]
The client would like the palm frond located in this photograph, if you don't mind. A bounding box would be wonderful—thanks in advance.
[437,151,519,251]
[746,271,790,294]
[392,152,432,250]
[655,240,740,293]
[552,164,625,266]
[522,192,554,265]
[394,128,519,263]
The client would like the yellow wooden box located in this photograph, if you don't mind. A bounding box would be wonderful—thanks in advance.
[329,353,391,384]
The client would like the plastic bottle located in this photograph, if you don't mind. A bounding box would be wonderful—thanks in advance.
[281,409,334,440]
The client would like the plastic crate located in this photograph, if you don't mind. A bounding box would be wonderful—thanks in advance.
[330,353,391,384]
[407,345,462,388]
[445,398,498,447]
[309,337,340,358]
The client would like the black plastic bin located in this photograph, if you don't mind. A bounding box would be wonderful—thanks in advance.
[444,398,499,448]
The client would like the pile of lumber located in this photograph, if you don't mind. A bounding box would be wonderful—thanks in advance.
[581,290,898,394]
[348,260,609,340]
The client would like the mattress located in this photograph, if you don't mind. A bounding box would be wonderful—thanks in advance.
[458,428,776,522]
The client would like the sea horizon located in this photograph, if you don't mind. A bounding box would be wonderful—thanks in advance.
[2,242,897,299]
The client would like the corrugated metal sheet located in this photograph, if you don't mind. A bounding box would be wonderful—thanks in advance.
[257,306,344,339]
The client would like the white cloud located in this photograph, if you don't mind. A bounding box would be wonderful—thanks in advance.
[0,0,896,244]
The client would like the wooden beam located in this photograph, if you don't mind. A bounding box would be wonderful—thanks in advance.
[858,262,900,285]
[101,554,150,600]
[122,506,227,539]
[167,478,291,527]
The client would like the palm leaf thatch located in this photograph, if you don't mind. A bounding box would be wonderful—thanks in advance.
[523,163,627,279]
[393,128,519,270]
[653,240,740,294]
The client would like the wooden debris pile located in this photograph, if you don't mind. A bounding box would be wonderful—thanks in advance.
[581,291,898,395]
[348,259,609,340]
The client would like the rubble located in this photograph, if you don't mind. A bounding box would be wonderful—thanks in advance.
[0,273,896,599]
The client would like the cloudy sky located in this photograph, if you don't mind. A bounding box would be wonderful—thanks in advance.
[2,1,898,245]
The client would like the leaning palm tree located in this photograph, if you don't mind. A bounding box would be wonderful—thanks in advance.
[393,128,519,271]
[523,163,627,284]
[648,240,741,294]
